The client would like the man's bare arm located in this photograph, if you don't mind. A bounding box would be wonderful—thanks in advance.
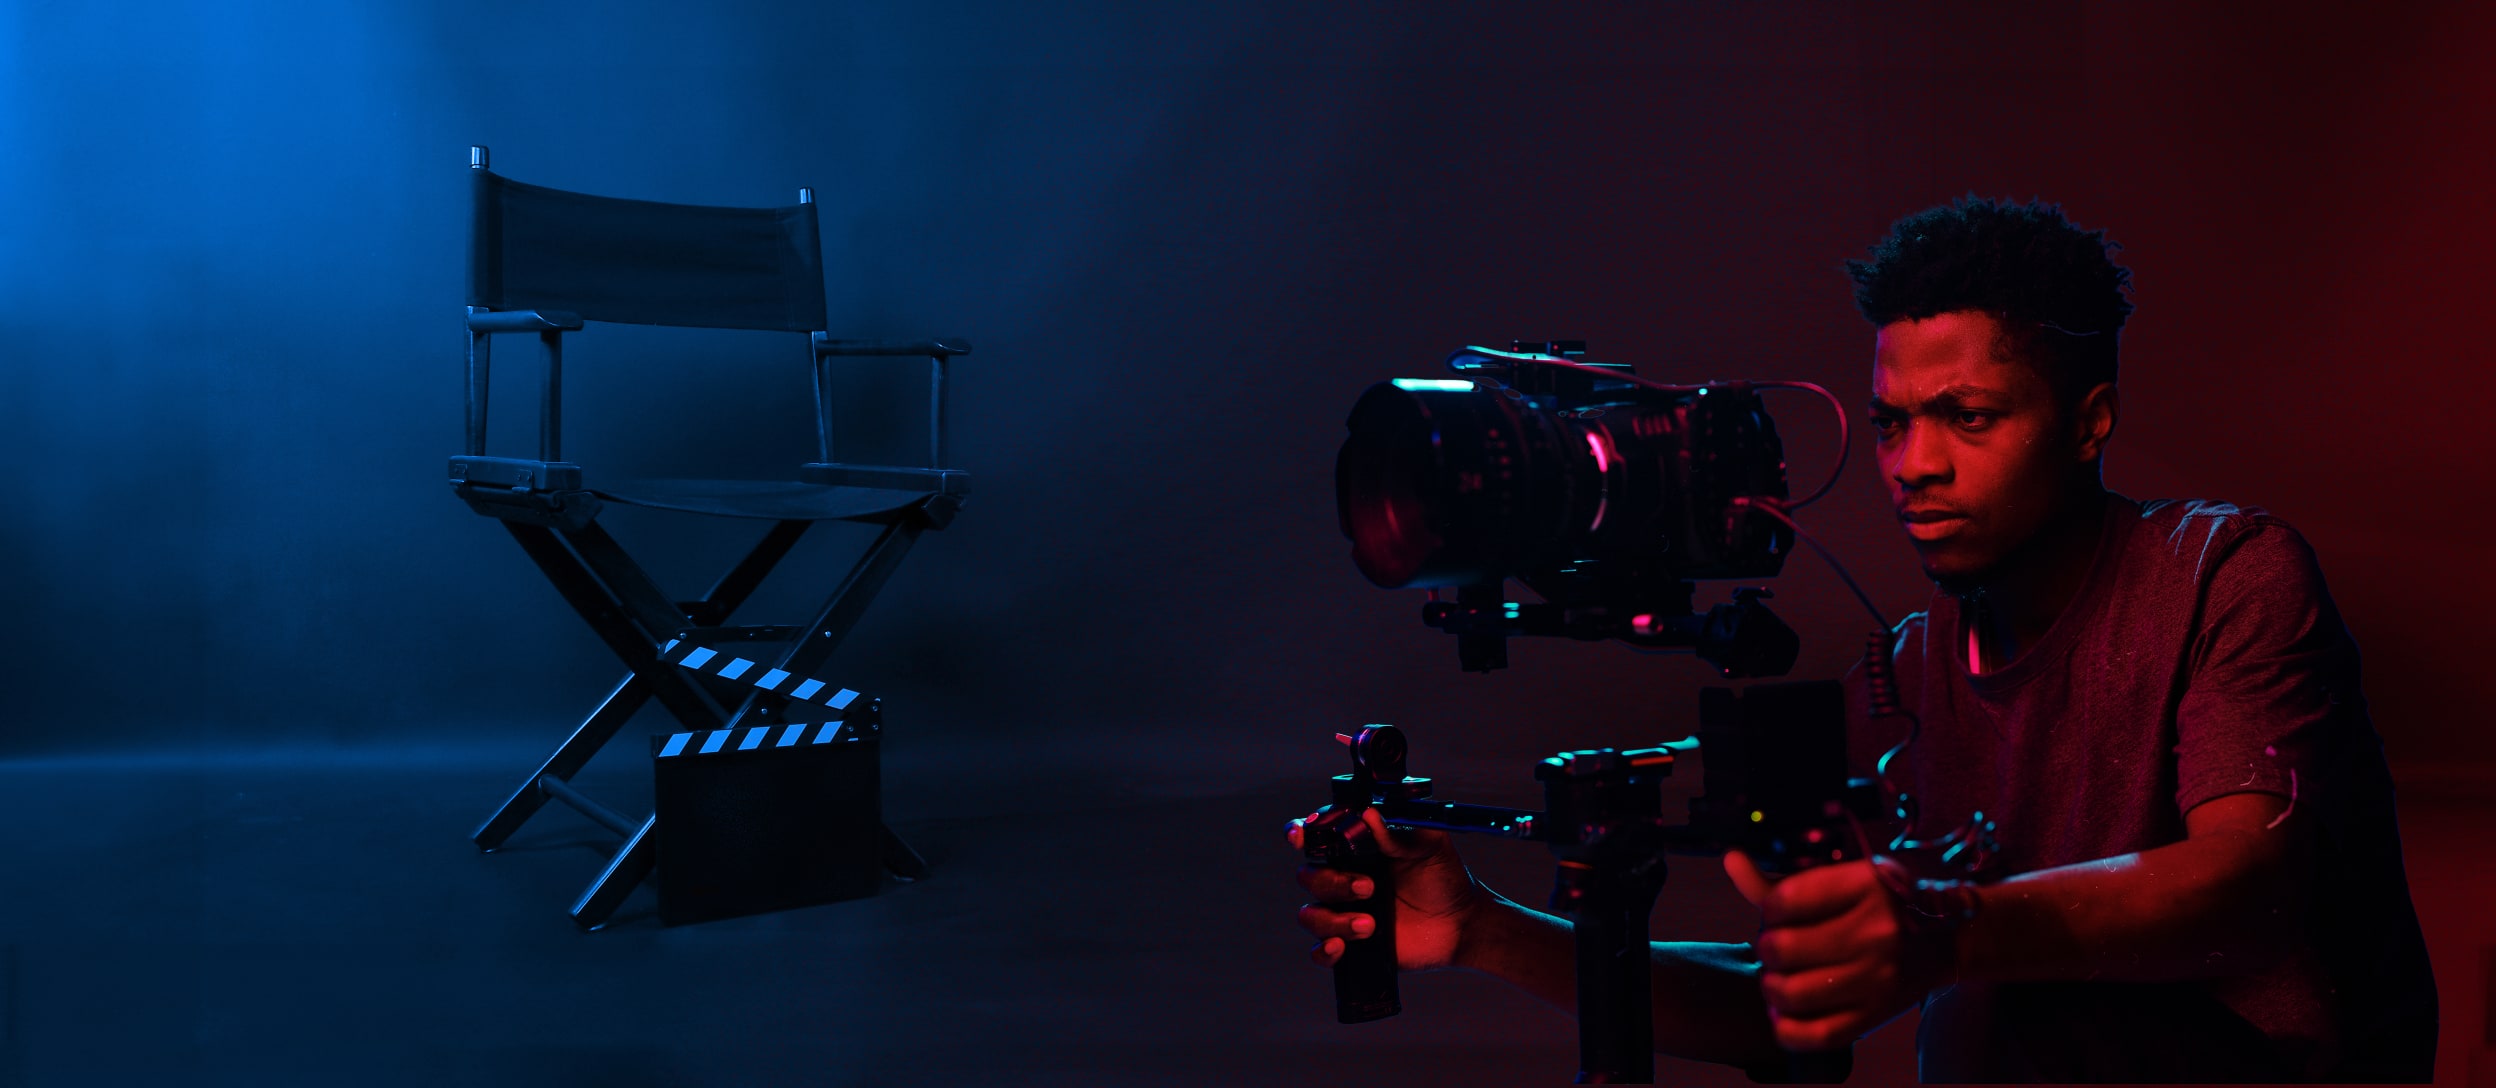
[1954,791,2307,984]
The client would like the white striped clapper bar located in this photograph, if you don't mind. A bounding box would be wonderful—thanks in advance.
[658,638,869,726]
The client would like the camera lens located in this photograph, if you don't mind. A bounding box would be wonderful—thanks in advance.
[1335,381,1586,589]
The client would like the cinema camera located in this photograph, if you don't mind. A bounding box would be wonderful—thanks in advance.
[1334,341,1820,676]
[1306,343,1989,1083]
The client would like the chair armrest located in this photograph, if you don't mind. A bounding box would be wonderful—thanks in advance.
[451,455,582,491]
[468,309,585,333]
[813,335,971,358]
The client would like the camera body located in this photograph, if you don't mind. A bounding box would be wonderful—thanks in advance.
[1336,342,1800,674]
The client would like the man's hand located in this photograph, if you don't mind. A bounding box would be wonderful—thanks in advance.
[1724,851,1954,1052]
[1289,808,1485,971]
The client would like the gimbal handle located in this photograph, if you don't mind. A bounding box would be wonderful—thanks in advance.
[1302,795,1400,1023]
[1303,726,1436,1024]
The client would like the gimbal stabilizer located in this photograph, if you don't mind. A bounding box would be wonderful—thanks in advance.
[1301,681,1876,1084]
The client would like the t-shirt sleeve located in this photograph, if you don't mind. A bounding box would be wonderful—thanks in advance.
[2171,520,2346,816]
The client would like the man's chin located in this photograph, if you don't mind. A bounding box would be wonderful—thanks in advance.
[1916,548,1993,595]
[1929,571,1984,597]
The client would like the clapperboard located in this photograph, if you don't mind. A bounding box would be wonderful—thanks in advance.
[650,639,883,925]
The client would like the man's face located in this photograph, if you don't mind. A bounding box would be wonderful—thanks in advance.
[1870,310,2084,586]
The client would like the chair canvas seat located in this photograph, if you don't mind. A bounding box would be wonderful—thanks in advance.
[592,478,933,522]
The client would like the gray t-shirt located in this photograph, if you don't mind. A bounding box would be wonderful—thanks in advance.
[1848,493,2436,1082]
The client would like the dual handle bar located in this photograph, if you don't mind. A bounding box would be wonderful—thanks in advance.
[1306,729,1850,1084]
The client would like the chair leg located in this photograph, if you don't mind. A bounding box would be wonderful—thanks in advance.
[502,521,728,731]
[474,674,652,851]
[880,823,929,881]
[571,814,659,931]
[691,519,810,623]
[474,520,727,858]
[563,520,714,644]
[534,520,824,926]
[770,518,925,681]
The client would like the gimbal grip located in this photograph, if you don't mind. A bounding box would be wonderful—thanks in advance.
[1307,827,1399,1023]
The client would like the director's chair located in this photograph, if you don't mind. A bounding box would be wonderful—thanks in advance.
[451,145,966,929]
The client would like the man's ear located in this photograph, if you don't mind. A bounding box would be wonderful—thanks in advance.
[2073,382,2118,463]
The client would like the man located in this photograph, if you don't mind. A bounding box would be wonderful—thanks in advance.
[1291,197,2437,1081]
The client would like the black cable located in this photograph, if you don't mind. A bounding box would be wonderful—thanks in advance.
[1754,382,1849,509]
[1726,497,1889,631]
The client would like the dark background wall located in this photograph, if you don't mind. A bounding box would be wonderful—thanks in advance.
[2,1,2489,785]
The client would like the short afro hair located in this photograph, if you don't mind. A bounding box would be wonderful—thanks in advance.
[1846,196,2133,406]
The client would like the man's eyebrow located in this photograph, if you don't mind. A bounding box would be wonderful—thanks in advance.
[1868,384,2013,413]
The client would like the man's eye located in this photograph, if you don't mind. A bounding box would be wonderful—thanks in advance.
[1954,411,1994,429]
[1869,415,1903,435]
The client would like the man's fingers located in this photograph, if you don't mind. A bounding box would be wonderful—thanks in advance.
[1766,1008,1865,1055]
[1761,963,1887,1050]
[1285,817,1307,851]
[1310,937,1344,967]
[1755,860,1880,927]
[1296,903,1378,941]
[1724,850,1775,907]
[1754,904,1891,972]
[1294,864,1376,902]
[1759,960,1892,1022]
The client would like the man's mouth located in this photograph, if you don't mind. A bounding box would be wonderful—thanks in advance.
[1898,507,1970,541]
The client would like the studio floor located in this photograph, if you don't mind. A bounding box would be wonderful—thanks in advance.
[0,734,2484,1087]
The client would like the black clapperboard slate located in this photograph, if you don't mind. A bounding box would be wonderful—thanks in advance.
[651,716,883,925]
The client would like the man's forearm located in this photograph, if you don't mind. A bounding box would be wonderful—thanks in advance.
[1454,892,1784,1070]
[1955,824,2300,985]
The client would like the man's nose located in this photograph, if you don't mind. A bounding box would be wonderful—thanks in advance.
[1891,420,1952,489]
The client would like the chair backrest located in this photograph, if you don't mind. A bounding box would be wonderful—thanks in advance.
[468,166,829,333]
